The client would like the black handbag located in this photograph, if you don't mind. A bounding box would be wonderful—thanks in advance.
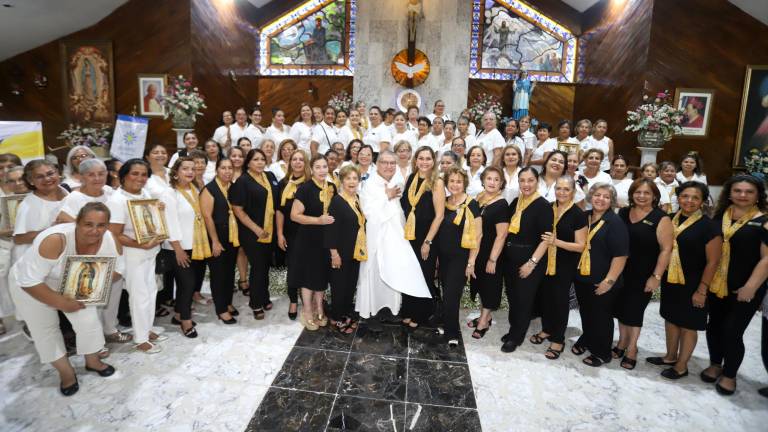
[155,249,174,274]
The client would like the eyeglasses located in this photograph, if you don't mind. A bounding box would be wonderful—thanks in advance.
[32,170,58,181]
[71,153,93,161]
[452,143,466,148]
[377,161,396,166]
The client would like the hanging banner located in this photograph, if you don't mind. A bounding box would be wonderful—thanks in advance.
[110,115,149,162]
[0,121,45,163]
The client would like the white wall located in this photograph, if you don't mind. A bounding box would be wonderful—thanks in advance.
[353,0,471,118]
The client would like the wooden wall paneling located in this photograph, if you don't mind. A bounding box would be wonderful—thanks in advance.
[468,80,575,126]
[257,77,354,125]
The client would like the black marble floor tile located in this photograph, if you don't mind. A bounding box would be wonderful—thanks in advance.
[271,347,348,393]
[351,324,409,357]
[340,353,407,401]
[294,326,355,352]
[326,396,406,431]
[404,403,482,432]
[245,388,334,432]
[406,359,477,409]
[408,328,467,363]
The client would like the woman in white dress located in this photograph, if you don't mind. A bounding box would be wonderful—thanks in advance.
[290,103,315,153]
[310,106,340,156]
[466,145,487,198]
[574,119,595,156]
[0,164,26,335]
[427,99,450,122]
[245,108,265,148]
[579,149,612,196]
[203,139,222,184]
[430,117,446,145]
[261,139,285,182]
[519,116,537,154]
[526,122,556,171]
[144,144,172,198]
[476,112,506,166]
[169,132,200,167]
[334,110,348,132]
[62,146,96,191]
[406,106,420,132]
[590,119,614,172]
[676,152,708,185]
[504,118,526,161]
[338,109,365,148]
[538,151,586,205]
[460,109,478,136]
[212,110,234,150]
[498,144,523,203]
[10,203,121,396]
[610,155,634,208]
[440,121,457,154]
[363,106,392,155]
[391,112,418,148]
[555,120,578,146]
[456,116,477,150]
[416,117,438,152]
[393,140,413,185]
[265,108,292,149]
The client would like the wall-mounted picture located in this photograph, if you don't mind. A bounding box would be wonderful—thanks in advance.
[674,88,714,138]
[734,65,768,168]
[127,199,169,244]
[58,255,116,306]
[60,40,115,126]
[0,193,26,231]
[138,74,166,117]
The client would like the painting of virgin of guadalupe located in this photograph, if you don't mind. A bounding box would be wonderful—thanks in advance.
[60,41,115,125]
[59,256,116,306]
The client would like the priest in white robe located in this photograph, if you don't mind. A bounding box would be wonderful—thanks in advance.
[357,151,431,319]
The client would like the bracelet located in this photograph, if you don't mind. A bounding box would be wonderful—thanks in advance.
[699,281,710,288]
[528,258,537,266]
[652,274,662,281]
[467,263,474,268]
[604,279,615,286]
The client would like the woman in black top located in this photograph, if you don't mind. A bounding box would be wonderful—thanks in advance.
[469,167,509,339]
[613,179,673,370]
[572,183,629,367]
[276,149,310,320]
[534,176,587,359]
[702,175,768,395]
[400,146,445,328]
[501,167,553,353]
[437,166,482,347]
[200,158,240,324]
[325,165,366,334]
[231,149,279,320]
[648,182,720,380]
[291,154,336,331]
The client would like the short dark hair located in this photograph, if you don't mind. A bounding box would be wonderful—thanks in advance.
[244,148,268,167]
[676,180,710,203]
[417,116,432,128]
[76,202,111,223]
[118,158,151,185]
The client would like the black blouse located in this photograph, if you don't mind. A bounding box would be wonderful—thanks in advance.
[619,207,669,281]
[713,212,768,292]
[574,210,629,286]
[294,181,337,245]
[437,198,481,255]
[229,171,279,242]
[506,196,553,246]
[324,194,363,261]
[400,174,436,242]
[663,213,718,289]
[277,177,306,241]
[552,204,588,268]
[477,199,509,263]
[204,180,232,243]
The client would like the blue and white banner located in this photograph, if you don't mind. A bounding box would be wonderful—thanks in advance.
[111,115,149,162]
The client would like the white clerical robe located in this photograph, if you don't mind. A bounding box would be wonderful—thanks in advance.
[356,173,431,318]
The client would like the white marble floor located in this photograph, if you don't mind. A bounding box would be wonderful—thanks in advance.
[1,292,766,431]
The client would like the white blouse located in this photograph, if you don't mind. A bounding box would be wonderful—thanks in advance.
[391,130,418,148]
[582,135,611,171]
[267,161,286,183]
[612,178,634,208]
[654,178,677,211]
[539,176,586,204]
[675,172,708,185]
[338,125,363,148]
[289,122,314,152]
[245,124,264,148]
[475,129,505,165]
[161,187,200,250]
[417,134,440,153]
[13,188,69,261]
[311,122,340,155]
[265,125,292,149]
[363,123,392,153]
[145,169,172,199]
[529,139,557,171]
[502,167,521,204]
[466,166,485,198]
[59,187,113,218]
[106,188,160,258]
[579,169,613,194]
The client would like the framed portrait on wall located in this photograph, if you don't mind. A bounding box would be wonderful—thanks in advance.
[674,88,714,138]
[127,199,169,244]
[733,65,768,168]
[138,74,167,117]
[0,194,26,231]
[58,255,116,306]
[59,40,115,126]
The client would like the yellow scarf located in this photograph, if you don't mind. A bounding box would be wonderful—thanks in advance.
[405,175,429,240]
[546,201,574,275]
[446,195,478,249]
[341,192,367,261]
[328,171,340,189]
[280,175,305,206]
[352,126,363,141]
[249,170,274,243]
[578,215,605,276]
[177,185,212,260]
[508,192,540,234]
[667,210,703,285]
[215,178,239,247]
[476,191,501,207]
[710,206,760,298]
[313,178,333,214]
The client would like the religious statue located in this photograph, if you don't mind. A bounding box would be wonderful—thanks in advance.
[512,69,536,120]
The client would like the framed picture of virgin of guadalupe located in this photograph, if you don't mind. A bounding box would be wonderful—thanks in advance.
[127,198,169,244]
[0,193,26,231]
[58,255,116,306]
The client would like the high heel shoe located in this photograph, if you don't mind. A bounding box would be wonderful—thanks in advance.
[60,378,79,396]
[288,303,298,321]
[228,306,239,317]
[316,314,328,327]
[180,324,198,338]
[299,313,319,331]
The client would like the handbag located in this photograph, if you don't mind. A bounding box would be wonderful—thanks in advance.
[155,249,174,275]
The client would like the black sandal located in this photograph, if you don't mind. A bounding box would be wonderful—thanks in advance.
[252,309,265,320]
[472,326,490,339]
[545,345,564,360]
[529,333,547,345]
[571,344,587,356]
[238,279,249,296]
[583,354,605,367]
[621,356,637,370]
[468,317,492,328]
[611,346,626,359]
[334,321,354,335]
[181,325,198,339]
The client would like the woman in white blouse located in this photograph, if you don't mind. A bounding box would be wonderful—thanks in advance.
[57,159,113,223]
[363,106,392,155]
[261,139,285,182]
[356,145,376,183]
[245,108,265,148]
[676,152,708,185]
[338,109,364,148]
[504,118,526,161]
[574,119,594,153]
[609,155,634,208]
[476,111,506,166]
[169,132,200,167]
[275,139,297,180]
[589,119,614,171]
[538,151,585,205]
[460,109,478,136]
[391,112,418,148]
[498,144,523,203]
[310,106,340,156]
[519,116,537,154]
[62,146,96,191]
[579,149,612,195]
[265,108,292,149]
[416,117,437,151]
[393,140,413,185]
[203,140,222,184]
[290,103,315,153]
[526,122,555,171]
[440,121,457,152]
[555,120,579,146]
[466,145,487,197]
[655,161,679,213]
[406,106,420,132]
[144,144,172,198]
[212,110,234,150]
[456,116,477,150]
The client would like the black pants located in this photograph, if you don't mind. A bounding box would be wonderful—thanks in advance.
[285,235,299,304]
[118,290,131,326]
[401,239,437,323]
[242,241,272,310]
[540,267,577,344]
[706,287,767,378]
[762,316,768,376]
[208,241,237,315]
[504,244,547,347]
[330,259,359,321]
[172,251,207,320]
[574,280,619,362]
[438,250,468,339]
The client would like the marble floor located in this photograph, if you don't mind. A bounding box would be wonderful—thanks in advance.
[1,289,766,431]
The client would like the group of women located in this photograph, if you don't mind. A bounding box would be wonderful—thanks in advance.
[0,101,766,400]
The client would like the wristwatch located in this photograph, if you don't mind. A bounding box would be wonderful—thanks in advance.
[652,274,662,281]
[604,279,615,286]
[424,239,432,245]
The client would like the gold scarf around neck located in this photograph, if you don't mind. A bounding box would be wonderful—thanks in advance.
[405,175,429,240]
[508,192,540,234]
[341,192,367,261]
[710,205,760,298]
[578,215,605,276]
[446,194,478,249]
[281,175,306,206]
[666,209,703,285]
[546,200,574,275]
[313,178,333,214]
[215,178,239,247]
[177,185,212,260]
[249,170,274,243]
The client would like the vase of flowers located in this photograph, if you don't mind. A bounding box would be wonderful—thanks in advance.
[744,148,768,184]
[164,75,207,129]
[626,90,684,148]
[468,92,503,125]
[328,90,353,113]
[57,124,111,148]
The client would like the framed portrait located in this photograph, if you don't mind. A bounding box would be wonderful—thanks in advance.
[59,40,115,126]
[734,65,768,168]
[58,255,116,306]
[138,74,167,117]
[674,88,714,138]
[557,141,580,155]
[0,194,26,231]
[127,199,169,244]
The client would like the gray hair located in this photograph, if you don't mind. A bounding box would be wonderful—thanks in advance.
[483,111,497,121]
[377,150,397,163]
[587,182,618,208]
[77,158,106,175]
[6,165,24,176]
[64,145,96,177]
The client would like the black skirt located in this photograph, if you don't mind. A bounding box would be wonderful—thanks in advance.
[660,282,707,330]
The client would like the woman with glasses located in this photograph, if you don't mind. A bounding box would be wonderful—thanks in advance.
[62,146,96,191]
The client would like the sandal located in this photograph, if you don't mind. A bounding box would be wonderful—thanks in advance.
[621,356,637,370]
[571,344,587,356]
[155,307,170,318]
[583,354,605,367]
[468,317,492,328]
[315,314,328,327]
[238,279,249,296]
[264,301,273,311]
[612,346,626,359]
[545,345,564,360]
[448,338,459,348]
[105,332,133,344]
[334,321,354,335]
[181,325,198,338]
[472,326,490,339]
[529,333,547,345]
[252,309,265,320]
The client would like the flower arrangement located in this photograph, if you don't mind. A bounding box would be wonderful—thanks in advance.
[625,90,684,141]
[468,92,503,124]
[164,75,207,127]
[744,148,768,179]
[327,90,353,113]
[57,124,111,147]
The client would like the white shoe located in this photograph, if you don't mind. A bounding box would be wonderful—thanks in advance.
[150,333,168,342]
[135,342,162,354]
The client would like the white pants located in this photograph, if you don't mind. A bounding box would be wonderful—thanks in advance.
[124,248,157,344]
[9,267,105,363]
[0,242,14,318]
[100,279,124,335]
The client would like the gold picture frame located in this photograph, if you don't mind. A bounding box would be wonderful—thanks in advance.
[127,198,169,244]
[137,74,167,117]
[733,65,768,168]
[58,255,116,306]
[673,88,714,138]
[557,141,580,155]
[0,193,27,231]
